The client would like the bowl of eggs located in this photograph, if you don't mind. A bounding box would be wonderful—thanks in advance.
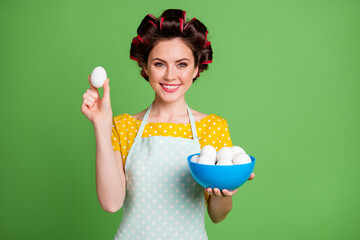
[187,145,255,191]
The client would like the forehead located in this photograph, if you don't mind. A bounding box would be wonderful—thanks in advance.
[149,38,194,61]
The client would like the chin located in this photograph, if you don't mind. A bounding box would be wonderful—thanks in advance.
[161,97,182,103]
[157,93,184,103]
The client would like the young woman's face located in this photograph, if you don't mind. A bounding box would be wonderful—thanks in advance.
[144,38,199,103]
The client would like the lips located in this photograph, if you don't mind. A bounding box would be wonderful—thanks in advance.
[160,83,181,93]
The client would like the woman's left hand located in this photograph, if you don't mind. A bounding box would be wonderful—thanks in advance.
[206,172,255,198]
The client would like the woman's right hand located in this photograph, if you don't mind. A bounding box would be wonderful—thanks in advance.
[81,75,113,130]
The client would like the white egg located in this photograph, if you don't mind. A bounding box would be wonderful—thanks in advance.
[90,66,107,88]
[217,147,233,161]
[231,146,246,156]
[200,145,217,161]
[216,159,233,166]
[232,153,251,165]
[190,155,199,163]
[198,155,215,165]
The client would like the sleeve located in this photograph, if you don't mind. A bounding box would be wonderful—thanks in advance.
[216,119,233,148]
[111,117,121,151]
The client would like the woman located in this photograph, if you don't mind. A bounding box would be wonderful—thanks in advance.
[81,9,255,239]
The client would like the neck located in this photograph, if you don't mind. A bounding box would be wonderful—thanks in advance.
[150,95,188,121]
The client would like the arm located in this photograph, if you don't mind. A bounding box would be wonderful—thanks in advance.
[94,124,126,213]
[206,173,255,223]
[206,189,234,223]
[81,76,126,213]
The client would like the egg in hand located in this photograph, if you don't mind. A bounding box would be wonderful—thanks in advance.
[90,66,107,88]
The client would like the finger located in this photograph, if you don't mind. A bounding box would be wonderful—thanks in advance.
[214,188,222,197]
[84,99,95,108]
[221,189,232,196]
[86,89,99,99]
[81,102,88,114]
[102,78,110,100]
[81,100,94,114]
[88,75,98,92]
[206,188,214,197]
[83,93,96,103]
[223,188,238,196]
[248,172,255,180]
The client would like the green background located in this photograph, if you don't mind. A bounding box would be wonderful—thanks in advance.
[1,0,359,239]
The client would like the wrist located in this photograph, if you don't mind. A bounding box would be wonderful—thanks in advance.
[209,194,233,210]
[93,122,112,137]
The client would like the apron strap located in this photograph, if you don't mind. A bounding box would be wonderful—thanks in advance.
[133,103,200,143]
[186,104,199,141]
[133,104,152,143]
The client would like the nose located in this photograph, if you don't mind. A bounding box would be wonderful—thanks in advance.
[164,66,176,81]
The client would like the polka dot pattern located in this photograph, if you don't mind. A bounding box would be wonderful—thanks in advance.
[113,105,208,239]
[111,113,233,203]
[111,114,233,163]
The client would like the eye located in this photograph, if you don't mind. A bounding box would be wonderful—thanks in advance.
[178,62,187,68]
[154,62,164,67]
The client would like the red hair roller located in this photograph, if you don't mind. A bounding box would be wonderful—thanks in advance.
[160,17,164,30]
[148,20,158,28]
[179,18,184,32]
[200,60,212,64]
[147,14,157,20]
[136,35,144,43]
[184,17,196,30]
[132,35,149,45]
[131,37,140,45]
[131,35,144,44]
[130,55,139,62]
[205,41,211,47]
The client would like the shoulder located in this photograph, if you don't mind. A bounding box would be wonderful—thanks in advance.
[206,114,228,123]
[113,113,138,126]
[189,108,229,124]
[113,113,130,122]
[190,109,209,122]
[193,111,228,124]
[131,109,147,121]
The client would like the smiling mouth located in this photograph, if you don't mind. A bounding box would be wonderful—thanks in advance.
[160,83,181,92]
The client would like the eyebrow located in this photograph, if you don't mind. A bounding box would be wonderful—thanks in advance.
[151,58,190,62]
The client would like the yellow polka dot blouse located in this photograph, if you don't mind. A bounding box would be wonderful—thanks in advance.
[111,113,233,162]
[111,113,233,203]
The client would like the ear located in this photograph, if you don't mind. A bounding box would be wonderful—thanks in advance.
[143,62,150,76]
[192,65,199,79]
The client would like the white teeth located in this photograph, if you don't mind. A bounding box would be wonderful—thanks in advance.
[162,84,179,89]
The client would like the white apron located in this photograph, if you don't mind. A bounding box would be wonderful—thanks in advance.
[114,103,207,240]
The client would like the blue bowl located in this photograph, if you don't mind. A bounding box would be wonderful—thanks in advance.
[187,153,255,191]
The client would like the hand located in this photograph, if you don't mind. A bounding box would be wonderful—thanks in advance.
[206,172,255,198]
[206,188,238,198]
[81,75,113,129]
[248,172,255,180]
